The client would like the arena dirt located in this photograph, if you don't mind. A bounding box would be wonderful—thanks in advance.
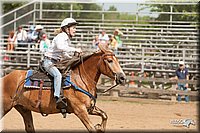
[1,96,198,132]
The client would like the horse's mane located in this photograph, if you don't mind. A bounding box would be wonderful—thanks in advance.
[57,43,113,71]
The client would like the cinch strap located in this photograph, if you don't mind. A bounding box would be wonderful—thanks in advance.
[65,79,96,104]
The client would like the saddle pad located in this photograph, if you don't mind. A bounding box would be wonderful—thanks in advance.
[24,70,71,89]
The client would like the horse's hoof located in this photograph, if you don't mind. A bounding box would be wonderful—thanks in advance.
[94,124,104,133]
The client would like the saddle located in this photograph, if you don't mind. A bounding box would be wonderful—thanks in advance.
[24,70,71,89]
[24,69,71,118]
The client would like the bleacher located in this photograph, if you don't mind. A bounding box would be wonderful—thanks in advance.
[1,1,199,85]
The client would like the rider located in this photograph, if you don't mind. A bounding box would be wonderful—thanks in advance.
[43,18,82,109]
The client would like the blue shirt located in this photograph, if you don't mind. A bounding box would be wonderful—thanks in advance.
[175,68,188,79]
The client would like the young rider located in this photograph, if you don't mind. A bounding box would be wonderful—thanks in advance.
[43,18,82,109]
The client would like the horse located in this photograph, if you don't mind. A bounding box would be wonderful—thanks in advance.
[1,43,126,133]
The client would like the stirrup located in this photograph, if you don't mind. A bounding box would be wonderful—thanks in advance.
[56,98,67,109]
[61,108,67,118]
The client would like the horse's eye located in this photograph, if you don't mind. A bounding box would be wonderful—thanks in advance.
[107,59,113,63]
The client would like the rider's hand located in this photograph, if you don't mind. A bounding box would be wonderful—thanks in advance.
[76,48,82,53]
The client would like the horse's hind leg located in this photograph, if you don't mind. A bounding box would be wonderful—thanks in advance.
[1,97,14,119]
[89,106,108,133]
[14,105,35,133]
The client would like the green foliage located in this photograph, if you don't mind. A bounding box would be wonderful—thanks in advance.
[108,5,117,11]
[42,3,102,19]
[76,3,102,19]
[104,5,119,20]
[2,2,26,14]
[42,3,72,19]
[148,3,198,22]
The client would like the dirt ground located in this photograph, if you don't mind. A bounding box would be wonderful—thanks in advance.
[1,96,199,132]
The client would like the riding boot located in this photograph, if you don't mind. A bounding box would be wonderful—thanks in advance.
[55,96,67,109]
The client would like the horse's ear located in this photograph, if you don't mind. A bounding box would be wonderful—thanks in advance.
[98,43,111,53]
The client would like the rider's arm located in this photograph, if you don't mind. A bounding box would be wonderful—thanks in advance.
[55,33,77,52]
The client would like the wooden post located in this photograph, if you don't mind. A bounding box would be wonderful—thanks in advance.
[110,90,119,97]
[171,84,177,101]
[27,43,30,68]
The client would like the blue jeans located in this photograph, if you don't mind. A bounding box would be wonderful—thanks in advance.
[43,58,62,98]
[177,83,189,102]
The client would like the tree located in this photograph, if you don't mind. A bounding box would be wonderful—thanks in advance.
[2,2,26,14]
[148,2,198,22]
[104,5,119,20]
[76,3,102,19]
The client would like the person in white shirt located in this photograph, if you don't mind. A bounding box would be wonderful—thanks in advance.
[15,26,27,47]
[43,18,81,109]
[98,29,109,44]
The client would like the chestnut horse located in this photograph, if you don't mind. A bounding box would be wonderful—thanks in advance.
[1,44,126,133]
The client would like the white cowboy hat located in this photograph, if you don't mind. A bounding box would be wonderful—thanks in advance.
[179,61,185,65]
[35,25,43,30]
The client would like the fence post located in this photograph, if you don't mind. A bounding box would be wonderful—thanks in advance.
[136,3,139,23]
[141,47,144,73]
[39,0,43,19]
[27,43,30,68]
[102,3,104,22]
[14,12,17,31]
[70,4,73,18]
[183,49,186,62]
[33,2,36,25]
[171,83,177,101]
[170,5,173,26]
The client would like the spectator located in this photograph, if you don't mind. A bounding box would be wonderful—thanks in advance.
[113,28,123,47]
[35,25,45,43]
[54,28,62,36]
[39,34,51,53]
[98,29,109,44]
[31,28,39,43]
[170,61,189,102]
[7,30,17,51]
[14,26,28,47]
[92,35,99,49]
[27,25,38,43]
[109,35,118,50]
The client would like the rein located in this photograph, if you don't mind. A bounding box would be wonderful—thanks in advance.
[102,83,119,93]
[79,52,119,95]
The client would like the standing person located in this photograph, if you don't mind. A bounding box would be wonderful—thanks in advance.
[109,35,118,50]
[42,18,82,109]
[39,34,51,54]
[35,25,46,48]
[4,30,17,61]
[7,30,17,51]
[98,29,109,44]
[113,28,123,48]
[27,25,35,43]
[170,61,189,102]
[14,26,28,48]
[92,35,99,49]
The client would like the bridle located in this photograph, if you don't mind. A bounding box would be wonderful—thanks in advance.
[97,53,118,77]
[80,52,119,94]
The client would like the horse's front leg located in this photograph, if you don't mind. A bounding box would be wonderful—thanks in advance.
[89,106,108,133]
[72,104,96,133]
[14,105,35,133]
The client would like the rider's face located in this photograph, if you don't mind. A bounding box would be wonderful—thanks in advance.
[67,26,76,37]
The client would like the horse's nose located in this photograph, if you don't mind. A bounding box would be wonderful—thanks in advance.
[116,72,126,85]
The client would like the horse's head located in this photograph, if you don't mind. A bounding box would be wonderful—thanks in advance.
[97,43,126,85]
